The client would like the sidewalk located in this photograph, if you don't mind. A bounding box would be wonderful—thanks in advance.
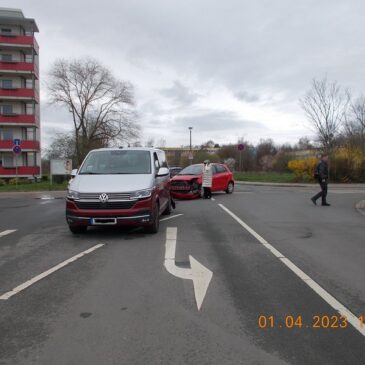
[0,191,66,199]
[235,181,365,189]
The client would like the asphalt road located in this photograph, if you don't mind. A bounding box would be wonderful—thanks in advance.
[0,185,364,365]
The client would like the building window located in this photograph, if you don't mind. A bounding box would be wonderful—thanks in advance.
[22,127,35,141]
[1,105,13,115]
[25,54,33,63]
[1,28,12,35]
[1,54,12,62]
[26,79,33,89]
[2,129,13,140]
[27,152,36,166]
[25,103,34,115]
[2,153,14,168]
[1,80,13,89]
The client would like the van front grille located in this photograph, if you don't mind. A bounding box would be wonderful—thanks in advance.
[75,201,136,210]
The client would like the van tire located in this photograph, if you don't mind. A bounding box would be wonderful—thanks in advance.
[145,204,159,234]
[69,225,87,234]
[162,198,172,215]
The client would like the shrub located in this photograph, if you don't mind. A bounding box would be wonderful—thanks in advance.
[0,179,6,186]
[288,157,317,182]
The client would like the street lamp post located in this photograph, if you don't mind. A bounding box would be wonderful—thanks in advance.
[188,127,193,164]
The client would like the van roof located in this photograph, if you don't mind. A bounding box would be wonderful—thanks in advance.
[88,147,164,153]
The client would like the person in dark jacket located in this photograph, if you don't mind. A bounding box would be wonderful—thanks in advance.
[311,154,330,206]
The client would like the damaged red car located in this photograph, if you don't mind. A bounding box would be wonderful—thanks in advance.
[170,163,234,199]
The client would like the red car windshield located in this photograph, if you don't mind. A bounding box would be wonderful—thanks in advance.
[178,165,203,175]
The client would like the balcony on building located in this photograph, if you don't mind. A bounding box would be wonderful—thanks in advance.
[0,9,39,54]
[0,166,40,176]
[0,87,39,102]
[0,60,38,78]
[0,140,40,150]
[0,34,39,54]
[0,113,38,125]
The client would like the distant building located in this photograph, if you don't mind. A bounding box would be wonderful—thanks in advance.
[0,8,40,179]
[161,147,219,158]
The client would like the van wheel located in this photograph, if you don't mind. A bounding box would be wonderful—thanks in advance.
[226,181,234,194]
[145,204,159,234]
[69,225,87,234]
[162,198,172,215]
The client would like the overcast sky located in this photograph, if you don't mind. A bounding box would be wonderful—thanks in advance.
[10,0,365,147]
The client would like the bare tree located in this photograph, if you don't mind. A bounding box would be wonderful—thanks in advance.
[47,58,139,164]
[345,95,365,137]
[45,132,75,161]
[300,77,350,152]
[145,138,154,147]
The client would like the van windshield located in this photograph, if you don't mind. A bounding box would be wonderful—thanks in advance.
[79,150,152,175]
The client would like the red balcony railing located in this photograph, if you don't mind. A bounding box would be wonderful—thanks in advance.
[0,114,38,124]
[0,61,39,77]
[0,166,40,176]
[0,140,40,150]
[0,88,39,101]
[0,35,39,53]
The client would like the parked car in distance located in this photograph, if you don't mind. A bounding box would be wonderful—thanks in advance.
[66,147,171,234]
[170,163,234,199]
[169,166,183,177]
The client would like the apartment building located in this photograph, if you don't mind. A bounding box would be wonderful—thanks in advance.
[0,7,40,179]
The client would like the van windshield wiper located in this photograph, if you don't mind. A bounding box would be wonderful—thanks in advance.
[78,172,103,175]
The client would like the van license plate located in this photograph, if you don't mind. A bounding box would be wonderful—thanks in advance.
[91,218,117,225]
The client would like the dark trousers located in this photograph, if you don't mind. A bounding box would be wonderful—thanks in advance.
[312,179,328,204]
[203,187,212,199]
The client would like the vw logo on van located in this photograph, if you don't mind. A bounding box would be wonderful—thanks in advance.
[99,193,109,203]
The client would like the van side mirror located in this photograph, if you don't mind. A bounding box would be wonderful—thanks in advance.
[71,169,78,178]
[156,167,169,177]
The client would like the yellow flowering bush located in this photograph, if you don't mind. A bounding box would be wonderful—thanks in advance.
[288,157,318,181]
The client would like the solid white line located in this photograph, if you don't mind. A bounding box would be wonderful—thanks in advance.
[160,214,184,222]
[218,203,365,336]
[0,230,17,237]
[0,244,104,300]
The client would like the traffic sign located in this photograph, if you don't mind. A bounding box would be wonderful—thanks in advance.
[237,143,245,151]
[13,145,22,154]
[13,139,21,146]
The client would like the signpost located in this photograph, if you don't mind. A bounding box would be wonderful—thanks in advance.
[12,140,22,187]
[50,159,73,184]
[237,143,245,171]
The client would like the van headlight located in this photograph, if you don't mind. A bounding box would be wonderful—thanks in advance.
[67,190,80,200]
[130,189,153,200]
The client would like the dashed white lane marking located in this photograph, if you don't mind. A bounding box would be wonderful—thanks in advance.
[218,203,365,337]
[40,200,53,205]
[0,230,17,237]
[160,214,184,222]
[211,198,216,201]
[0,244,104,300]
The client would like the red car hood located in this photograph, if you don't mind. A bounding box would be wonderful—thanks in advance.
[172,174,202,182]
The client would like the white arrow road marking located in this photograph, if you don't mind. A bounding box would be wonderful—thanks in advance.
[164,227,213,310]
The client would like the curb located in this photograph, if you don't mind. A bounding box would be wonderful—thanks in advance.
[0,191,67,198]
[235,181,365,189]
[235,181,313,188]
